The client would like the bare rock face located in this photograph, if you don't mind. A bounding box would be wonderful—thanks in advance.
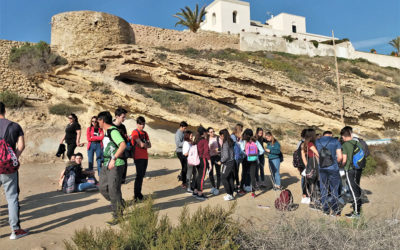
[46,44,399,135]
[51,11,135,56]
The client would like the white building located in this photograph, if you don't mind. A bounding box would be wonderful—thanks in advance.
[200,0,332,42]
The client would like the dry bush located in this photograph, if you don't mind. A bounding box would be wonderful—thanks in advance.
[0,91,24,108]
[49,104,86,116]
[238,214,400,250]
[375,86,390,97]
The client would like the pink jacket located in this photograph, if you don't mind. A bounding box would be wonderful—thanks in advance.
[86,126,104,150]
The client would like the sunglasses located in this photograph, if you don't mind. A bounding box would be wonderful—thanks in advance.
[91,120,97,123]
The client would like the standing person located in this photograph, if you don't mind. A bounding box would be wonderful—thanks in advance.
[113,108,129,184]
[208,127,222,195]
[240,129,264,198]
[219,129,236,201]
[182,130,195,193]
[230,124,243,192]
[265,131,282,190]
[301,129,320,209]
[193,126,211,201]
[297,129,309,204]
[86,116,104,175]
[175,121,188,188]
[316,131,343,216]
[0,102,29,240]
[341,126,364,218]
[60,113,84,160]
[255,128,267,188]
[97,111,126,225]
[131,116,151,202]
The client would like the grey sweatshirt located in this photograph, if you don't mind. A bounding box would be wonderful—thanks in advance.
[221,141,234,164]
[175,129,184,153]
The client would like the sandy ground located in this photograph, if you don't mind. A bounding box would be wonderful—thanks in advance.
[0,157,399,250]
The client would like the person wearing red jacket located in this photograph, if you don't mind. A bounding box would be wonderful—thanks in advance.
[86,116,104,175]
[193,126,211,201]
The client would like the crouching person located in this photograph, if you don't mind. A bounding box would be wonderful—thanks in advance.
[61,153,98,193]
[97,111,126,225]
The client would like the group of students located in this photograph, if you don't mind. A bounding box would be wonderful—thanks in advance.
[59,108,151,225]
[175,122,283,201]
[295,126,367,218]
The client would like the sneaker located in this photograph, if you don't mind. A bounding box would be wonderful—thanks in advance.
[301,197,311,204]
[186,188,193,193]
[213,189,220,195]
[181,183,187,189]
[223,194,230,201]
[10,229,29,240]
[192,192,198,197]
[251,193,256,198]
[106,218,119,226]
[210,187,217,195]
[345,212,360,219]
[244,186,252,192]
[226,194,235,201]
[196,194,207,201]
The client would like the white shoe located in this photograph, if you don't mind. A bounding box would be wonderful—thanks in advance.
[244,186,252,192]
[301,197,311,204]
[213,189,220,195]
[227,194,235,201]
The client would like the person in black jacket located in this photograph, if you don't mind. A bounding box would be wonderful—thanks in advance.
[218,129,236,201]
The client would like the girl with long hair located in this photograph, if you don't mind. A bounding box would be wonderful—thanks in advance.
[182,130,196,193]
[218,129,236,201]
[86,116,104,175]
[60,113,84,160]
[265,131,282,190]
[193,126,211,201]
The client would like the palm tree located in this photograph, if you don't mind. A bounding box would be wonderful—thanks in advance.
[389,36,400,54]
[173,4,206,33]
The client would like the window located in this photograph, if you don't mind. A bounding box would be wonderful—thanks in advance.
[292,25,297,33]
[212,13,216,25]
[233,11,237,23]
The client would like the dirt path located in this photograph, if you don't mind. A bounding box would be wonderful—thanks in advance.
[1,157,399,250]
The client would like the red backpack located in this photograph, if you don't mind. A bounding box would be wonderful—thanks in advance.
[0,123,19,174]
[274,189,294,211]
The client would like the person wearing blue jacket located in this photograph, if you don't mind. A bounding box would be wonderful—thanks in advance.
[265,131,282,190]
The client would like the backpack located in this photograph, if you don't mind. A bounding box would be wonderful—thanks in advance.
[305,151,318,182]
[0,122,19,174]
[354,137,370,158]
[245,141,258,162]
[274,189,294,211]
[292,143,305,170]
[319,140,334,168]
[62,165,77,193]
[187,145,200,166]
[352,142,366,170]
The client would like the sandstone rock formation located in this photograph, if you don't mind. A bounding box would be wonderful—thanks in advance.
[51,11,135,56]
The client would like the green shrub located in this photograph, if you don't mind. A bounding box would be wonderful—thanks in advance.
[49,104,86,116]
[350,67,369,78]
[325,77,336,87]
[91,82,112,95]
[310,40,319,48]
[151,90,188,111]
[0,91,24,108]
[9,41,67,76]
[155,53,167,60]
[375,86,390,97]
[134,85,152,98]
[282,35,295,43]
[65,199,240,250]
[362,155,377,176]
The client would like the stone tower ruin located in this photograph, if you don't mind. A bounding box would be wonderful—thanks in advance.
[51,11,135,56]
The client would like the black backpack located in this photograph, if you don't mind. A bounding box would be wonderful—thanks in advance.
[319,140,334,168]
[293,143,305,170]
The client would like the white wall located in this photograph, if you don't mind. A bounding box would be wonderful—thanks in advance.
[201,0,250,34]
[267,13,306,34]
[240,32,400,69]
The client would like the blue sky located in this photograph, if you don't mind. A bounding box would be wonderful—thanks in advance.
[0,0,399,54]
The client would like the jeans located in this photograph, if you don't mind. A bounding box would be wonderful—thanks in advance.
[99,164,124,218]
[186,164,196,190]
[177,152,187,184]
[87,142,103,175]
[77,181,97,192]
[269,158,281,186]
[256,155,265,182]
[221,161,235,195]
[209,155,221,189]
[319,169,341,214]
[134,159,148,198]
[0,172,21,231]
